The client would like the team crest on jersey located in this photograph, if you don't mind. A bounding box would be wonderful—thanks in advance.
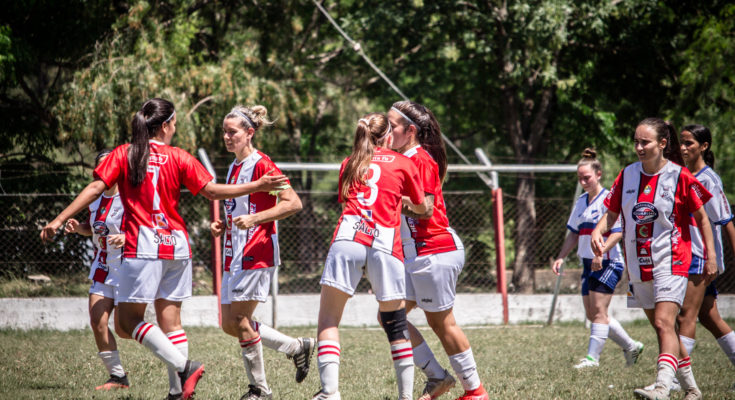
[152,213,169,229]
[643,185,652,195]
[371,155,395,163]
[93,221,109,236]
[224,199,236,213]
[149,153,169,165]
[359,208,373,220]
[632,202,658,224]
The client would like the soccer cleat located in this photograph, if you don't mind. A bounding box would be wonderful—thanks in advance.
[624,341,645,366]
[643,379,681,392]
[634,384,670,400]
[167,393,183,400]
[454,384,489,400]
[418,369,456,400]
[288,337,315,383]
[178,360,205,400]
[573,355,599,369]
[682,387,702,400]
[95,374,130,390]
[240,384,273,400]
[312,389,341,399]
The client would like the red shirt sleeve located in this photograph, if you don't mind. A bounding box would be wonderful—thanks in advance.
[402,158,425,205]
[178,149,213,195]
[415,155,439,195]
[681,170,712,213]
[604,169,624,214]
[93,145,126,188]
[258,155,290,186]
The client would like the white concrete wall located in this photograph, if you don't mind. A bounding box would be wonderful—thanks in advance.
[1,294,734,331]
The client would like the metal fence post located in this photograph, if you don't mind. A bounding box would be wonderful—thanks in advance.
[492,188,509,324]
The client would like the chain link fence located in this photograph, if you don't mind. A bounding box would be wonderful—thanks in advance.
[5,185,735,295]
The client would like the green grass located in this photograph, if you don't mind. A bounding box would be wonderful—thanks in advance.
[1,321,734,399]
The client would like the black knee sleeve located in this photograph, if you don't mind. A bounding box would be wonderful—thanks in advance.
[380,308,409,342]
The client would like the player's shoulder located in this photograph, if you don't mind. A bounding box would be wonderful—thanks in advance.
[696,166,722,187]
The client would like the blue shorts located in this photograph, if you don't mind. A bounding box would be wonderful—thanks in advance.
[581,258,624,296]
[688,254,706,275]
[705,278,719,298]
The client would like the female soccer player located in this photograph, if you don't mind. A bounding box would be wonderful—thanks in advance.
[40,98,288,400]
[676,124,735,384]
[64,149,130,391]
[387,101,488,400]
[312,113,428,400]
[591,118,716,400]
[209,105,311,400]
[552,148,643,370]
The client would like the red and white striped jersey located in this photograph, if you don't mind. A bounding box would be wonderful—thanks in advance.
[87,193,124,286]
[333,147,425,260]
[689,166,733,274]
[223,150,286,272]
[95,140,213,260]
[605,161,711,282]
[399,146,463,258]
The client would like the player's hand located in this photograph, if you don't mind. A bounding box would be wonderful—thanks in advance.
[210,220,225,237]
[40,219,63,242]
[590,229,604,257]
[107,234,125,249]
[64,218,80,234]
[233,214,258,230]
[591,256,603,271]
[551,258,564,276]
[704,257,718,283]
[256,169,289,193]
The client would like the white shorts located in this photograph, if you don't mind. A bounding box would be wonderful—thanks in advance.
[628,274,688,309]
[117,258,192,303]
[89,281,118,304]
[320,240,405,301]
[405,250,464,312]
[220,266,275,305]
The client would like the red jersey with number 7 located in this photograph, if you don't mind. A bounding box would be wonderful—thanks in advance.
[332,147,424,260]
[94,140,213,260]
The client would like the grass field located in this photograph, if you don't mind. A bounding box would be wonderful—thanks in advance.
[1,321,734,399]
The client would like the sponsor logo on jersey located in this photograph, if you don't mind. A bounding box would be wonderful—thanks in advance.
[359,208,373,220]
[643,184,653,195]
[371,155,395,163]
[626,189,636,194]
[153,232,177,246]
[224,198,236,213]
[93,221,110,236]
[421,298,433,303]
[152,213,169,229]
[638,256,652,264]
[353,219,380,237]
[640,248,648,255]
[632,202,658,224]
[690,183,704,198]
[224,248,233,257]
[149,153,169,165]
[658,286,672,292]
[110,207,121,217]
[637,225,650,238]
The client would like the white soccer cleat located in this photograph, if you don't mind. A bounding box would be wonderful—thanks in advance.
[634,384,670,399]
[312,389,341,399]
[682,387,702,400]
[624,341,645,366]
[643,378,681,392]
[573,356,599,369]
[418,369,456,400]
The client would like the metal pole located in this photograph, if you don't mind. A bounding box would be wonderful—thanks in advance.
[546,182,583,325]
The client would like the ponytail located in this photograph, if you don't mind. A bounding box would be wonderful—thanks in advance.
[391,101,448,181]
[340,113,391,200]
[638,117,685,166]
[682,124,715,168]
[127,98,175,186]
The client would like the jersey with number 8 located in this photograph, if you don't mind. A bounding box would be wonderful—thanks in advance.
[332,147,425,260]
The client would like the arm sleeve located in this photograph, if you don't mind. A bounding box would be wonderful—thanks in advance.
[180,150,213,195]
[702,176,733,225]
[604,169,624,213]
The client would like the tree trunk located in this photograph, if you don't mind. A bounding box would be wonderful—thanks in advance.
[512,172,537,293]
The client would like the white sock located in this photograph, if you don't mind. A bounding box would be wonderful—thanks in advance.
[449,348,481,391]
[251,320,300,356]
[412,341,444,380]
[132,322,186,372]
[391,341,414,399]
[97,350,125,377]
[679,335,696,356]
[167,330,188,395]
[587,323,609,361]
[655,353,678,391]
[676,356,698,391]
[716,331,735,366]
[608,317,636,350]
[240,335,269,393]
[317,340,340,394]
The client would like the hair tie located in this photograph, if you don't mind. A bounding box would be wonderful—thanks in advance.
[233,109,256,129]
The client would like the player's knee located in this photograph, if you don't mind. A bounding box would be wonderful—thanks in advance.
[380,308,409,342]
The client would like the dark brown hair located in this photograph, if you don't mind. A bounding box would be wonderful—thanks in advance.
[637,117,685,166]
[391,100,447,181]
[682,124,715,168]
[129,98,175,186]
[577,148,602,175]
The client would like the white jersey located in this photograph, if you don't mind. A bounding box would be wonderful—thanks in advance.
[87,194,124,286]
[689,166,733,274]
[566,188,623,262]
